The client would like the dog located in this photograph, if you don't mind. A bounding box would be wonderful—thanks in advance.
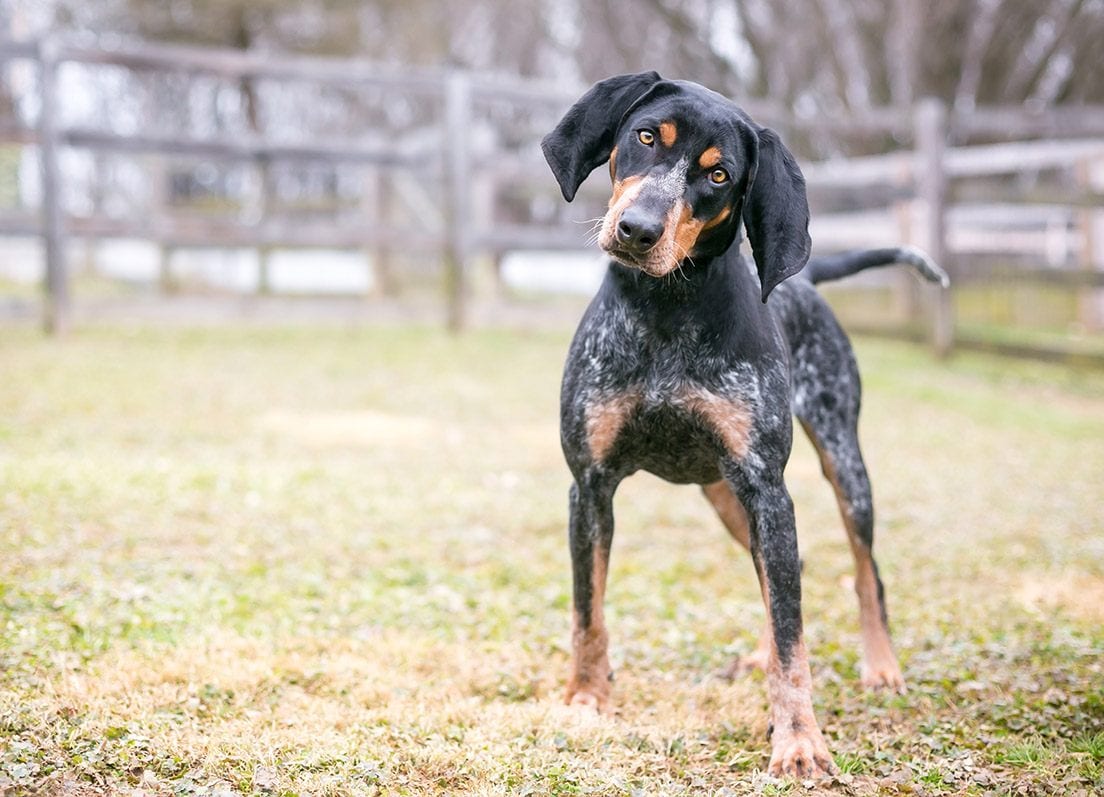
[541,72,947,778]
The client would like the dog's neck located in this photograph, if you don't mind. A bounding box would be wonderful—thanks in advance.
[605,244,770,340]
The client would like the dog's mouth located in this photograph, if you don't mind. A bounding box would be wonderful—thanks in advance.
[604,246,676,277]
[604,246,641,267]
[599,199,692,279]
[609,249,675,278]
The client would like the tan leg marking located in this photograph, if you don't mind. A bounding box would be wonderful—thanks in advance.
[702,481,772,679]
[703,481,751,549]
[698,146,723,169]
[849,537,905,692]
[706,481,833,775]
[764,632,835,778]
[727,623,771,677]
[801,421,905,693]
[566,546,611,711]
[659,120,677,148]
[585,391,642,462]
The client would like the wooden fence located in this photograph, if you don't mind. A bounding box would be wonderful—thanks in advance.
[799,110,1104,364]
[0,37,1102,364]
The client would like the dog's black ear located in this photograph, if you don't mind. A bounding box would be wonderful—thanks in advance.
[741,126,811,302]
[541,71,662,202]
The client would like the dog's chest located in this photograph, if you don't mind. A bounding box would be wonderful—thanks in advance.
[577,340,764,483]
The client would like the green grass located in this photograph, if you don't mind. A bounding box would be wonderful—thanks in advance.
[1,325,1103,795]
[820,283,1104,361]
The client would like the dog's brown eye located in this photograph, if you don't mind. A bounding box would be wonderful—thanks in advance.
[710,168,729,185]
[637,130,655,146]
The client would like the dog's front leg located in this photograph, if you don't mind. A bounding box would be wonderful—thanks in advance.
[727,465,835,778]
[565,473,618,711]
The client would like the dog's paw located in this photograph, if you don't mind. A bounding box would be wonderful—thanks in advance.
[565,689,608,713]
[860,658,907,694]
[767,729,836,779]
[564,680,611,713]
[717,648,769,681]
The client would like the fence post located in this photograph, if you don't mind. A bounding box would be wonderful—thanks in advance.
[915,97,953,357]
[150,155,177,293]
[257,156,274,295]
[363,166,397,297]
[892,160,920,325]
[472,165,504,297]
[443,71,471,332]
[38,38,68,335]
[1076,158,1104,331]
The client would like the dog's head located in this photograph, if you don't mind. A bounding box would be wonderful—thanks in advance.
[542,72,810,301]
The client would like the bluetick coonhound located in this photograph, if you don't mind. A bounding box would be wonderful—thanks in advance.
[541,72,947,777]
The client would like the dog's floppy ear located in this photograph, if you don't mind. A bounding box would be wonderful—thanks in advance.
[541,71,662,202]
[741,126,811,302]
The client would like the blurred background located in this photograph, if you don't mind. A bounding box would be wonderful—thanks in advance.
[3,5,1104,794]
[1,0,1103,362]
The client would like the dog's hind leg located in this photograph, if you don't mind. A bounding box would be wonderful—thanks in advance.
[797,412,905,693]
[701,481,770,678]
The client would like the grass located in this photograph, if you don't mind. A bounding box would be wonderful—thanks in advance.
[1,323,1103,796]
[820,283,1104,361]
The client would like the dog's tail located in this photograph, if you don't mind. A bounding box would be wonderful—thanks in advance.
[805,246,950,288]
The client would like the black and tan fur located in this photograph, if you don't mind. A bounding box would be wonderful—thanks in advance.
[542,73,948,778]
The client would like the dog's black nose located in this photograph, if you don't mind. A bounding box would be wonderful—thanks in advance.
[616,207,664,253]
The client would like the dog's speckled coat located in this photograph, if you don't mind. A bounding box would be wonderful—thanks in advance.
[542,72,947,778]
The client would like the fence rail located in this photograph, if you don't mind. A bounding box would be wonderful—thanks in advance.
[0,36,1102,364]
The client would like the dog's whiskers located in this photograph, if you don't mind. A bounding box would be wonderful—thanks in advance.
[672,241,695,281]
[581,217,606,247]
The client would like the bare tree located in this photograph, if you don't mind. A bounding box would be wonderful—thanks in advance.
[25,0,1104,149]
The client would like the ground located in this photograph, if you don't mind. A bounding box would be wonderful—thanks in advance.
[0,324,1102,796]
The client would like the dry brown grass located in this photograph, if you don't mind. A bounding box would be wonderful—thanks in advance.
[1,325,1102,795]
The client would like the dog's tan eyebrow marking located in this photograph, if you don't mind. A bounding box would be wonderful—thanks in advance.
[609,145,618,179]
[659,121,677,148]
[698,146,723,169]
